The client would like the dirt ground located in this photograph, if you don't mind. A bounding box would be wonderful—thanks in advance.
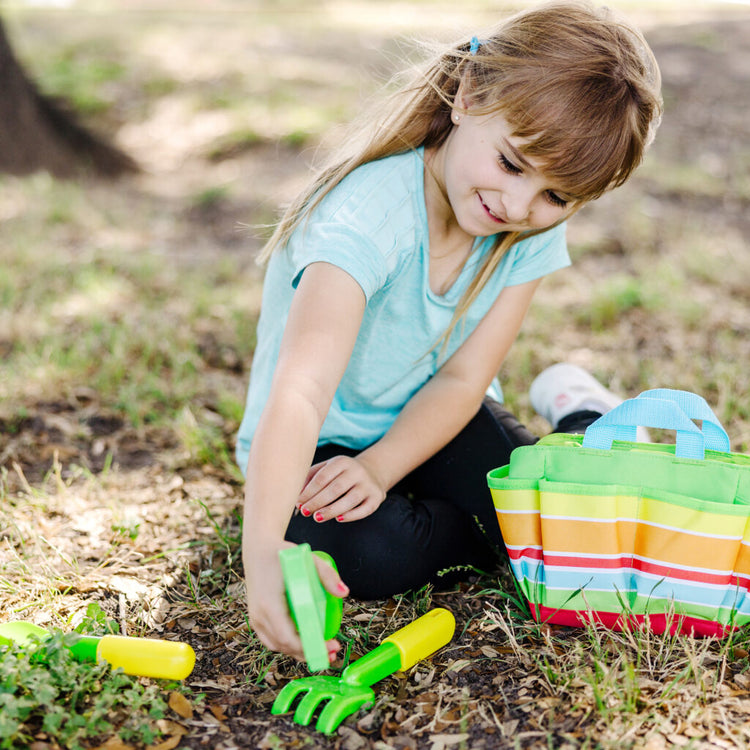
[2,4,750,749]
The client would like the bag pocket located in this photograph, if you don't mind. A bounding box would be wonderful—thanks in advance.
[534,479,750,628]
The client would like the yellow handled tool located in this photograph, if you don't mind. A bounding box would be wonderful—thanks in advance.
[271,608,455,734]
[0,621,195,680]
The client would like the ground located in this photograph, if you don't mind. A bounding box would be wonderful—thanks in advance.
[2,2,750,749]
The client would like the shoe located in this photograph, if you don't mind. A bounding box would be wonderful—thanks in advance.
[530,363,649,442]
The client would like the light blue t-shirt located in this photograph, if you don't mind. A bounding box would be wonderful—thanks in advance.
[236,148,570,475]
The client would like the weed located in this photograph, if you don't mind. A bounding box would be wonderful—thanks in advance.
[0,630,168,749]
[176,406,243,478]
[579,275,652,330]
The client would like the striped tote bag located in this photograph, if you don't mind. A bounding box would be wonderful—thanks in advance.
[487,389,750,637]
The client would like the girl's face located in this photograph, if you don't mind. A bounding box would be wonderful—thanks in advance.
[433,110,577,237]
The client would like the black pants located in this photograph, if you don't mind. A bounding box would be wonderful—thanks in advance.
[285,399,599,599]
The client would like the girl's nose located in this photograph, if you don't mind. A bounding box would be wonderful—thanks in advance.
[503,189,533,222]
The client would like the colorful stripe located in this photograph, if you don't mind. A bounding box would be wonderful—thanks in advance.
[493,484,750,571]
[509,559,750,610]
[505,546,749,587]
[493,491,750,635]
[530,605,733,638]
[505,554,750,628]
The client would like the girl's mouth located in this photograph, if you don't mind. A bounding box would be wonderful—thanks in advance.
[479,194,506,224]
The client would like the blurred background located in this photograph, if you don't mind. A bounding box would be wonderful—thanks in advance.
[1,0,749,490]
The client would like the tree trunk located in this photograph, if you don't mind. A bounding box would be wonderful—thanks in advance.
[0,17,138,178]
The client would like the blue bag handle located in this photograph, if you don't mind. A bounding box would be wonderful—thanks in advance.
[635,388,730,452]
[582,396,706,459]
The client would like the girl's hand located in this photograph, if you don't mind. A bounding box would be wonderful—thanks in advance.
[298,455,387,523]
[245,541,348,662]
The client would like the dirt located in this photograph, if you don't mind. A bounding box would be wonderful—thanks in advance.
[3,8,750,750]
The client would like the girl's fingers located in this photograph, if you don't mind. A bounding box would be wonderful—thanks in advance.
[300,463,323,490]
[307,488,368,522]
[326,638,343,665]
[298,462,345,504]
[299,477,357,515]
[333,499,379,523]
[249,604,305,661]
[313,556,350,599]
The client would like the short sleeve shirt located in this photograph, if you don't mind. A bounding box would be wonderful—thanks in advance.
[236,148,570,475]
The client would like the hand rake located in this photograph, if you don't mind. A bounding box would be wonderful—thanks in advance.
[271,607,455,734]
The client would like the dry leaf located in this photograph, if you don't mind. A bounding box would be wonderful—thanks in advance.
[209,703,228,721]
[665,735,690,747]
[501,720,519,737]
[444,659,471,673]
[145,736,182,750]
[338,725,369,750]
[429,733,469,750]
[706,735,734,749]
[643,734,667,750]
[155,720,188,736]
[89,738,135,750]
[168,690,194,719]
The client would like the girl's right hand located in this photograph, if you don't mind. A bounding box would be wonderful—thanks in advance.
[297,454,387,523]
[244,541,348,662]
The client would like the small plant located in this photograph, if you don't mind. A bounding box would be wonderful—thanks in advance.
[74,602,119,635]
[0,630,168,749]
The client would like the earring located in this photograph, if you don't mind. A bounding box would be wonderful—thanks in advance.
[452,112,461,124]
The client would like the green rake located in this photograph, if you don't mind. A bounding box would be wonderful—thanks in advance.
[271,607,455,734]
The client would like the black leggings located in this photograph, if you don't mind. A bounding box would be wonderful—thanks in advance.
[285,399,599,599]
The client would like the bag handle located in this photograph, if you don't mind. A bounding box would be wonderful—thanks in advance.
[636,388,730,452]
[582,396,706,459]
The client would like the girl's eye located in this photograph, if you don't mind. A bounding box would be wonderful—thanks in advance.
[498,153,522,175]
[546,191,568,208]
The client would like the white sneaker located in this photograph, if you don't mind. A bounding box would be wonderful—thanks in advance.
[530,364,650,442]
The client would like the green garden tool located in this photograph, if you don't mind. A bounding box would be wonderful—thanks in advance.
[271,607,455,734]
[0,621,195,680]
[280,543,343,672]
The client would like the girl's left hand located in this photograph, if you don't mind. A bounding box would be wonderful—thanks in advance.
[297,455,387,523]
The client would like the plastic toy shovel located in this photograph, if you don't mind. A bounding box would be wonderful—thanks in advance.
[0,621,195,680]
[280,543,343,672]
[271,607,455,734]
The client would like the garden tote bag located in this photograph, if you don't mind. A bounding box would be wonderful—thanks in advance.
[487,389,750,637]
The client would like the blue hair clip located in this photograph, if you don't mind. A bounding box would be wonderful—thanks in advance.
[469,36,481,56]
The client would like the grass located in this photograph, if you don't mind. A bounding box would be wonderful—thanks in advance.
[1,0,750,747]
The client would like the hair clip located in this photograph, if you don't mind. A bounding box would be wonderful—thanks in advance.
[469,36,483,56]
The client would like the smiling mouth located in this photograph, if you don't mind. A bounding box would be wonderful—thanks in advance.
[479,194,506,224]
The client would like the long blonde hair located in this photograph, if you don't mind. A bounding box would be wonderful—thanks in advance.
[259,1,662,342]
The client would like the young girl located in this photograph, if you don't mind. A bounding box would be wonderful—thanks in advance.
[238,1,662,663]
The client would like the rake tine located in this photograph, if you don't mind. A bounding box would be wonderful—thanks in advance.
[293,687,336,726]
[270,679,314,715]
[316,690,376,735]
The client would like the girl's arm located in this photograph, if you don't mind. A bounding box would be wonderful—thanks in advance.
[298,278,541,522]
[243,261,366,661]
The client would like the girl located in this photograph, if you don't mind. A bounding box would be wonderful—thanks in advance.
[238,1,662,663]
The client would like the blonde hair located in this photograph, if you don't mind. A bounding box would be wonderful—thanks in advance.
[259,1,662,345]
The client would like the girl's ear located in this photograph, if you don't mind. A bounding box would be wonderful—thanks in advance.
[454,74,474,114]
